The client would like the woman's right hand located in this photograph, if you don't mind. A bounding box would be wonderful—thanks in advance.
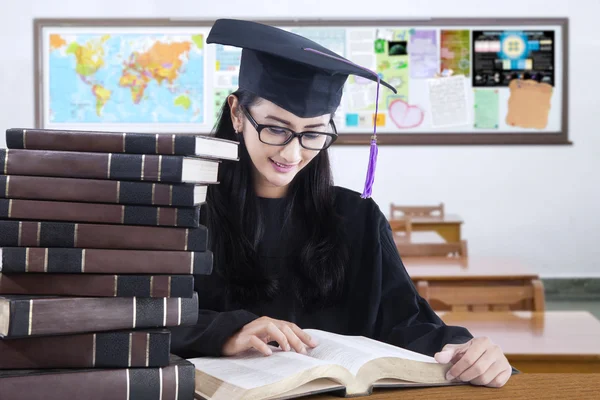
[222,316,319,356]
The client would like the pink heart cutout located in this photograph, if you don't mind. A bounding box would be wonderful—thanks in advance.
[388,99,424,129]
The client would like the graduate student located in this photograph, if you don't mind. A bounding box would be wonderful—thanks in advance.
[170,19,512,388]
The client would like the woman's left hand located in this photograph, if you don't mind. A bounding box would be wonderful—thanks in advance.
[434,337,512,388]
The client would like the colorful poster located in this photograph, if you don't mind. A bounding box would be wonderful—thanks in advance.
[472,30,555,87]
[474,89,499,128]
[428,75,469,127]
[215,44,241,71]
[375,30,410,102]
[344,29,377,126]
[214,89,232,120]
[47,32,206,126]
[440,30,471,77]
[372,29,410,119]
[409,29,438,79]
[289,27,346,56]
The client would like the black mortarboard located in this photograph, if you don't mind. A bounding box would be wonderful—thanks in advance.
[206,19,397,198]
[206,18,396,118]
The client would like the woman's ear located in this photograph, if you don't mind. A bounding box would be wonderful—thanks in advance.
[227,95,242,132]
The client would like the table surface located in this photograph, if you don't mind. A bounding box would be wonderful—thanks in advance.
[403,256,539,280]
[307,373,600,399]
[393,231,446,244]
[391,214,464,225]
[438,311,600,359]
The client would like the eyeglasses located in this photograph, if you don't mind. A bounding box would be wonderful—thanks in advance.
[241,106,338,151]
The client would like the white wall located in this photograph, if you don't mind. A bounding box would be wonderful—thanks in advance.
[1,0,599,276]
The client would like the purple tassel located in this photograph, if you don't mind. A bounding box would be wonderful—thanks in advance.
[302,47,382,199]
[361,136,378,198]
[361,74,381,199]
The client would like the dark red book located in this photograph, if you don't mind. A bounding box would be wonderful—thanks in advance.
[0,247,213,275]
[0,220,207,251]
[0,198,199,228]
[0,273,193,298]
[0,293,198,338]
[0,148,218,183]
[6,127,238,160]
[0,329,170,369]
[0,354,194,400]
[0,175,207,207]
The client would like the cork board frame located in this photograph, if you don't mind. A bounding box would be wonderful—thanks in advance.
[33,17,570,146]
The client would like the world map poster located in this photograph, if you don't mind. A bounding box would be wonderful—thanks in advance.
[44,30,206,130]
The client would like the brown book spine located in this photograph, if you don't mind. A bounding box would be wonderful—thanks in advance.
[0,274,194,298]
[0,330,170,369]
[0,220,207,251]
[0,148,187,183]
[0,198,199,228]
[1,293,198,338]
[0,247,213,275]
[0,355,195,400]
[6,128,197,155]
[0,175,199,206]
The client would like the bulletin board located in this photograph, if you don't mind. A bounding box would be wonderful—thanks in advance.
[34,17,569,145]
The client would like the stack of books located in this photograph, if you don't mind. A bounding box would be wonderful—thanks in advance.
[0,128,238,400]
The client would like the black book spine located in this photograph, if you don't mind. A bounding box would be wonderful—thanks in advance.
[0,247,213,275]
[5,128,198,156]
[4,293,199,338]
[0,355,195,400]
[0,221,207,251]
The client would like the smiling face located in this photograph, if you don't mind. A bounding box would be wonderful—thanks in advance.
[229,95,333,198]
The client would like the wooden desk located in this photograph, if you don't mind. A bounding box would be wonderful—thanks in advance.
[439,311,600,373]
[403,256,539,281]
[403,257,545,312]
[307,373,600,399]
[396,214,463,242]
[394,231,446,244]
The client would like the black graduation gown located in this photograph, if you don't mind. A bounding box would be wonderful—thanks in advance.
[170,186,473,358]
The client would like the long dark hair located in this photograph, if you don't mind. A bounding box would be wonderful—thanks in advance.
[205,89,348,308]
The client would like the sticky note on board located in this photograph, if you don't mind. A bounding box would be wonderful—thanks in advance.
[346,113,359,127]
[474,89,499,129]
[505,79,553,129]
[373,113,386,127]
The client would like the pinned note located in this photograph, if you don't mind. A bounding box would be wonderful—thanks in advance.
[427,74,469,127]
[505,79,553,129]
[474,89,499,129]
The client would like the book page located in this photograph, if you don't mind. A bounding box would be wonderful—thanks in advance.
[188,349,332,390]
[304,329,437,375]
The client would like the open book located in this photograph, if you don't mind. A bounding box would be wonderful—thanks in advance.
[189,329,459,400]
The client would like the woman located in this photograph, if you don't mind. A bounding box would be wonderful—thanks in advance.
[170,19,512,388]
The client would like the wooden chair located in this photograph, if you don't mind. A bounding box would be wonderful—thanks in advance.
[416,279,546,312]
[389,217,412,234]
[390,202,445,219]
[397,240,468,258]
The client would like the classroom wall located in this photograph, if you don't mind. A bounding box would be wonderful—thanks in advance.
[1,0,599,276]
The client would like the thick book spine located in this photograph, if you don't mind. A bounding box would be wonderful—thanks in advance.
[0,175,201,206]
[0,247,213,275]
[0,148,188,183]
[1,292,198,338]
[0,354,195,400]
[0,220,207,251]
[0,274,194,298]
[0,198,200,228]
[6,128,197,155]
[0,329,170,369]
